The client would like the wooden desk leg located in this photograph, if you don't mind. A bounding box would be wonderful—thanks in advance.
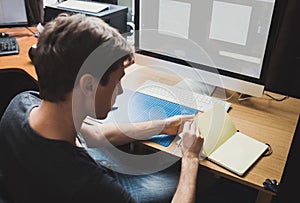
[256,191,273,203]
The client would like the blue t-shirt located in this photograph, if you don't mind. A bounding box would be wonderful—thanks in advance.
[0,91,135,203]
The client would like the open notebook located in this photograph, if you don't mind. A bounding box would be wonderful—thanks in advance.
[194,104,268,176]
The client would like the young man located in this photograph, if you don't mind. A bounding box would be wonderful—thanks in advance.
[0,14,203,203]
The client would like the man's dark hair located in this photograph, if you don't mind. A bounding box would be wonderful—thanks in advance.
[33,13,134,102]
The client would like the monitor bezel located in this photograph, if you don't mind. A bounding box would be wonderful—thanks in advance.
[0,21,28,28]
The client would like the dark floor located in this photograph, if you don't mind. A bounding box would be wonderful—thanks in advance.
[197,170,258,203]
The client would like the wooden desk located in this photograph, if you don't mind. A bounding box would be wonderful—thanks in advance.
[0,27,38,79]
[2,27,300,203]
[122,65,300,203]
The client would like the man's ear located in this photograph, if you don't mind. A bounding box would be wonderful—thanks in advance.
[79,74,97,96]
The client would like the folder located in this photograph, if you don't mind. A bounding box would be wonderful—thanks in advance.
[57,0,109,13]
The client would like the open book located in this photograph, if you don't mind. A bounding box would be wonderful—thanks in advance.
[194,104,268,176]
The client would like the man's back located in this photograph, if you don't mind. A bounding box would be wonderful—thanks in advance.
[0,91,134,203]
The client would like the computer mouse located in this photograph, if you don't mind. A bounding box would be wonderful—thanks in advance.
[28,44,37,63]
[0,32,9,38]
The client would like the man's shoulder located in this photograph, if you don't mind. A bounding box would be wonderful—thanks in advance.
[0,90,40,127]
[5,90,40,112]
[13,90,40,103]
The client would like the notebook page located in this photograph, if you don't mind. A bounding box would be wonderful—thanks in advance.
[195,104,236,156]
[208,132,268,176]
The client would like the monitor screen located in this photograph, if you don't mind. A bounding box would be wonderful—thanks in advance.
[0,0,28,27]
[134,0,277,97]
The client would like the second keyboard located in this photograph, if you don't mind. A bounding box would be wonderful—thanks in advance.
[0,37,19,56]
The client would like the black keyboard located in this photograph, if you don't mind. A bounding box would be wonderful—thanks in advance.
[0,37,19,56]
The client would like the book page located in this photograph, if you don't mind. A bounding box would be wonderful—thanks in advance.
[194,104,237,156]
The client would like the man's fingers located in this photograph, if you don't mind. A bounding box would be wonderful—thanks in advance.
[190,120,197,132]
[178,123,184,135]
[196,127,201,138]
[179,115,195,122]
[182,120,192,132]
[179,120,204,157]
[190,134,204,154]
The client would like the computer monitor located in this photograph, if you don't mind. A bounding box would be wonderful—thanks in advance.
[0,0,28,27]
[134,0,278,97]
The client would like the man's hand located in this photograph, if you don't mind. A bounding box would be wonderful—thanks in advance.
[180,120,204,158]
[161,115,195,135]
[171,120,204,203]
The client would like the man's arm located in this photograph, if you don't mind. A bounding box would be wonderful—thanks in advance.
[172,121,204,203]
[80,115,194,147]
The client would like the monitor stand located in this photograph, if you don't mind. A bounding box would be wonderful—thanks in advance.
[174,78,216,96]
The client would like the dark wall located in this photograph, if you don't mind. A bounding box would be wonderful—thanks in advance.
[25,0,44,25]
[265,0,300,99]
[272,116,300,203]
[0,69,38,120]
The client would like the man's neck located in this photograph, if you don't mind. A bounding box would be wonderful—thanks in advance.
[29,100,84,146]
